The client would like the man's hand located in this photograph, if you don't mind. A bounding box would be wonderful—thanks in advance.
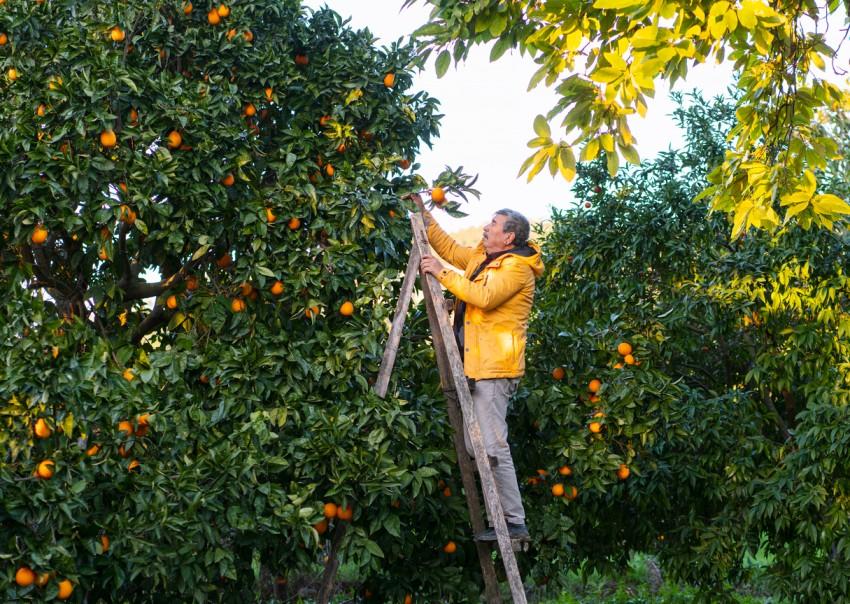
[420,254,445,276]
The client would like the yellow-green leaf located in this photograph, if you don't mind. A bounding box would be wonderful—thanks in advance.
[591,67,624,83]
[580,137,600,161]
[533,114,551,138]
[812,193,850,215]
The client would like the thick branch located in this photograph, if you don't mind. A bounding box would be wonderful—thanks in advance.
[117,221,132,287]
[120,248,213,301]
[131,303,167,345]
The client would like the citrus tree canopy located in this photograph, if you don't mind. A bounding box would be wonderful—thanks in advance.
[409,0,850,235]
[0,1,487,601]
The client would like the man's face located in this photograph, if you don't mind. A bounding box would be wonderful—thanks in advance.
[482,214,514,254]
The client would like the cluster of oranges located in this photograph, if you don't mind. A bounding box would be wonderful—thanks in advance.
[14,566,74,599]
[528,466,579,501]
[312,501,354,535]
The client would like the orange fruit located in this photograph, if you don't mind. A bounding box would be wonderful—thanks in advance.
[165,293,178,310]
[231,298,246,313]
[336,142,346,153]
[264,86,273,101]
[216,252,232,268]
[221,173,235,186]
[536,468,548,476]
[118,205,136,224]
[166,130,182,149]
[325,163,335,177]
[443,540,457,554]
[226,28,236,40]
[265,207,277,223]
[128,459,141,472]
[614,362,624,369]
[34,418,52,438]
[244,102,256,117]
[36,103,46,117]
[100,129,117,148]
[186,275,199,291]
[216,4,230,17]
[31,224,48,244]
[617,341,632,356]
[431,186,446,204]
[617,464,630,480]
[207,8,220,24]
[86,444,101,456]
[404,594,413,604]
[313,519,328,534]
[239,282,253,297]
[319,115,331,127]
[118,420,134,436]
[118,182,129,194]
[323,502,338,519]
[243,30,253,42]
[35,572,50,587]
[294,53,309,66]
[551,367,565,381]
[442,486,451,497]
[15,567,35,587]
[624,354,635,365]
[7,67,18,81]
[137,413,150,427]
[305,305,320,319]
[128,108,139,124]
[0,33,7,46]
[110,27,125,42]
[589,421,602,434]
[57,579,73,600]
[552,483,565,497]
[288,217,301,230]
[383,72,396,87]
[558,464,572,476]
[588,378,602,393]
[399,158,411,169]
[337,504,353,521]
[564,485,578,500]
[122,367,135,381]
[98,247,109,261]
[270,280,284,296]
[100,534,110,552]
[183,2,193,14]
[36,459,55,479]
[339,300,354,316]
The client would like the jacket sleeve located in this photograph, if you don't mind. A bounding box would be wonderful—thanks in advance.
[435,259,527,311]
[425,213,475,271]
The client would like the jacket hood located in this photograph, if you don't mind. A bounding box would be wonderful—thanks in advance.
[477,241,543,278]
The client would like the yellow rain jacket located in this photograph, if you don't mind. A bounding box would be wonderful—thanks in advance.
[426,216,544,380]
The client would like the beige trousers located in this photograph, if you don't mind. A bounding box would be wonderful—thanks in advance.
[463,377,525,524]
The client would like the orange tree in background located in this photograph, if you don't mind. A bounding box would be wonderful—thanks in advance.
[514,93,850,600]
[407,0,850,235]
[0,2,483,601]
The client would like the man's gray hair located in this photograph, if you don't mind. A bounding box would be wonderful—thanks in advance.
[496,209,530,247]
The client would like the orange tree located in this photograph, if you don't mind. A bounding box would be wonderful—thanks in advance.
[514,93,850,600]
[0,2,483,601]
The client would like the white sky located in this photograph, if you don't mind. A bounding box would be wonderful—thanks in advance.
[303,1,738,231]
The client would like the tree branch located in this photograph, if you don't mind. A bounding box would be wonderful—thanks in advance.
[131,303,168,345]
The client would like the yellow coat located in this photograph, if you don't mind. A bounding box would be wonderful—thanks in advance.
[426,218,544,380]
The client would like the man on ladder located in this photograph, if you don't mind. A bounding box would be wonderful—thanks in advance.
[411,195,544,542]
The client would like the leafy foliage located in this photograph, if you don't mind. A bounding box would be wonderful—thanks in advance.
[409,0,850,234]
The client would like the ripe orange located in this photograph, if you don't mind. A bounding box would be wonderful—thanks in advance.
[166,130,182,149]
[57,579,73,600]
[100,534,110,552]
[305,305,320,319]
[265,207,277,223]
[536,468,548,476]
[221,173,235,186]
[239,282,253,297]
[551,483,565,497]
[264,86,273,101]
[36,459,55,479]
[0,33,7,46]
[207,8,220,24]
[110,27,125,42]
[442,486,451,497]
[339,300,355,316]
[36,103,46,116]
[288,217,301,230]
[128,459,141,472]
[34,418,52,438]
[231,298,246,313]
[137,413,150,427]
[216,4,230,17]
[270,280,284,296]
[323,502,338,519]
[404,593,413,604]
[383,72,396,87]
[313,519,328,534]
[243,30,253,42]
[118,182,129,194]
[325,163,334,177]
[319,115,331,127]
[31,224,48,244]
[564,485,578,500]
[294,53,309,66]
[614,362,624,369]
[183,1,193,14]
[624,354,635,365]
[244,102,256,117]
[336,142,346,153]
[399,158,411,169]
[558,464,572,476]
[337,504,353,521]
[86,444,101,456]
[129,108,139,124]
[7,67,18,81]
[588,378,602,393]
[617,464,630,480]
[226,28,236,41]
[122,367,135,381]
[118,420,134,436]
[186,275,199,291]
[35,572,50,587]
[589,421,602,434]
[216,252,232,268]
[100,129,117,148]
[443,540,457,554]
[551,366,565,381]
[617,341,632,356]
[15,567,35,587]
[430,186,446,204]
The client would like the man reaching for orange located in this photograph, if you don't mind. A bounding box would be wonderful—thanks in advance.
[411,193,544,541]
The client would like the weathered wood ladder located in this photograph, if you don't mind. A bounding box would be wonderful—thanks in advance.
[374,213,528,604]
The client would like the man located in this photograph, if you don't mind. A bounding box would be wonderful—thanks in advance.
[412,195,544,541]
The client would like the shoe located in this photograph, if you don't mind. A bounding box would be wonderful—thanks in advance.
[474,522,529,542]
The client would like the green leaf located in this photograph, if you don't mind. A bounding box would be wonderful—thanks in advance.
[435,50,451,78]
[490,37,511,62]
[606,151,619,177]
[533,115,551,138]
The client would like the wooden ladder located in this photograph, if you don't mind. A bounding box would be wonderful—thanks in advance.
[374,213,528,604]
